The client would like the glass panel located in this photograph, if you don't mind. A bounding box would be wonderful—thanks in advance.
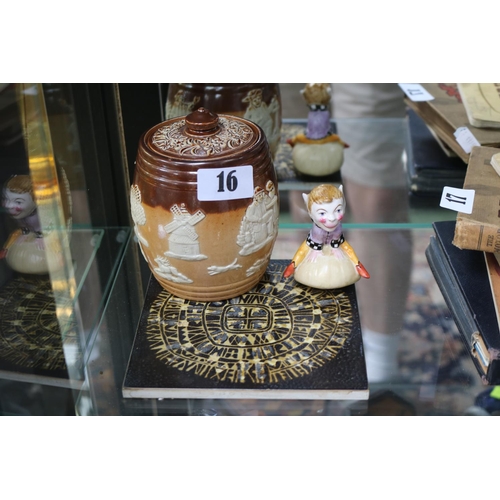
[0,84,133,415]
[42,83,92,226]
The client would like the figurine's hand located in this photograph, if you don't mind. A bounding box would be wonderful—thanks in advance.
[0,248,7,259]
[356,261,370,279]
[283,262,295,278]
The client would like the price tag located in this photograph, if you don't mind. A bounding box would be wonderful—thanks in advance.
[398,83,434,102]
[454,127,480,153]
[197,165,254,201]
[440,186,475,214]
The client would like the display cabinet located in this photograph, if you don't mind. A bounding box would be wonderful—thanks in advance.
[0,84,485,416]
[0,83,153,414]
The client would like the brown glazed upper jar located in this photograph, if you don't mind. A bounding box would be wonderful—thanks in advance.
[165,84,282,158]
[131,107,279,301]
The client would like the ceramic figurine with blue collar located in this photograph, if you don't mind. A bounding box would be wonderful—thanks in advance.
[287,83,348,177]
[283,184,369,288]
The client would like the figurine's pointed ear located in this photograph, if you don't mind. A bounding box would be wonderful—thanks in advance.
[302,193,308,207]
[339,185,346,208]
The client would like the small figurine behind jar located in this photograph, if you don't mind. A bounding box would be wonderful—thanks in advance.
[287,83,348,177]
[283,184,369,289]
[1,175,63,274]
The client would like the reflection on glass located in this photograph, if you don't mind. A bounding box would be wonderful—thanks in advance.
[16,83,76,331]
[331,83,413,384]
[0,84,93,415]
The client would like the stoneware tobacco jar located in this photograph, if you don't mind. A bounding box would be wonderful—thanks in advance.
[131,107,279,301]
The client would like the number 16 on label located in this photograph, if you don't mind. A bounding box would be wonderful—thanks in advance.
[197,165,254,201]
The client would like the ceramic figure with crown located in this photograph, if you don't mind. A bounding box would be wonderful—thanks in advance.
[287,83,348,177]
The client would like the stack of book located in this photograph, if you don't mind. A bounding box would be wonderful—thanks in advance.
[406,109,467,196]
[405,83,500,163]
[458,83,500,130]
[426,146,500,384]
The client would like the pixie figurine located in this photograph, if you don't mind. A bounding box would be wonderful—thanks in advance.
[2,176,41,227]
[283,184,369,289]
[1,175,58,274]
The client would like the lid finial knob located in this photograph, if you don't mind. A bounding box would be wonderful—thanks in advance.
[185,107,220,136]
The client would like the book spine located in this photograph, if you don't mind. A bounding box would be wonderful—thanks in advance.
[453,220,500,252]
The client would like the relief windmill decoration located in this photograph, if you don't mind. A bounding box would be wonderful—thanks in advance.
[164,204,207,261]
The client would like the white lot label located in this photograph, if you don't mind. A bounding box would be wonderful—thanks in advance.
[440,186,475,214]
[454,127,481,153]
[197,165,254,201]
[398,83,434,102]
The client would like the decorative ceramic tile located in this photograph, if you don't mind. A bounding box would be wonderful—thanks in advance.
[123,261,368,400]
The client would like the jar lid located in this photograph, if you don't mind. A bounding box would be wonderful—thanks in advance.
[147,107,259,159]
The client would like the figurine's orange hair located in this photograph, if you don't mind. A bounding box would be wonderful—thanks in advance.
[5,175,33,197]
[306,184,343,211]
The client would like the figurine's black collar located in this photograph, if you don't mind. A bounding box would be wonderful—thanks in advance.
[306,233,345,250]
[308,104,328,112]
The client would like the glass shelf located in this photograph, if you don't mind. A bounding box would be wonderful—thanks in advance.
[75,224,482,416]
[0,226,130,415]
[74,110,475,416]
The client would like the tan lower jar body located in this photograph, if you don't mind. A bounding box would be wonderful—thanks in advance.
[131,109,279,301]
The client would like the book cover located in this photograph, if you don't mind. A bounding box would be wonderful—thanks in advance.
[123,260,368,400]
[458,83,500,129]
[426,220,500,384]
[485,252,500,329]
[453,146,500,252]
[404,83,500,163]
[406,109,466,196]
